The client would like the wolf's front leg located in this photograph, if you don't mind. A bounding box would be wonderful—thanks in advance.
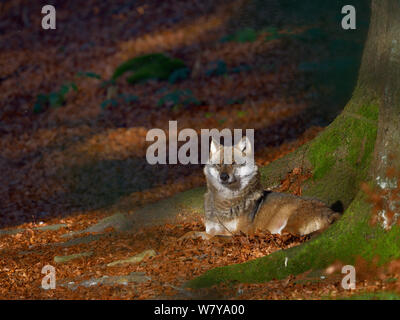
[178,217,227,241]
[178,231,214,241]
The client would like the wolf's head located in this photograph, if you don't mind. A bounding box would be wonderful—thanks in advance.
[204,136,258,193]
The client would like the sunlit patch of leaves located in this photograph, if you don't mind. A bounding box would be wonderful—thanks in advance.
[221,26,294,43]
[220,26,286,43]
[264,26,286,41]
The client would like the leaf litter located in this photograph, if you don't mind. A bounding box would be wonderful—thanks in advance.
[1,0,398,300]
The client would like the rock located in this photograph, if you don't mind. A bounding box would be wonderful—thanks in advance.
[85,213,133,233]
[0,223,67,236]
[59,233,107,247]
[126,187,205,230]
[107,249,156,267]
[34,223,67,231]
[61,213,131,238]
[61,272,151,290]
[54,251,93,263]
[61,187,205,238]
[18,249,46,256]
[0,228,24,236]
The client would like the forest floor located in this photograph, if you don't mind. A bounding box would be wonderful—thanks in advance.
[1,0,399,299]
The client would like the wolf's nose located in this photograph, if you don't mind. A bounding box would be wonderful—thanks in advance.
[220,173,229,182]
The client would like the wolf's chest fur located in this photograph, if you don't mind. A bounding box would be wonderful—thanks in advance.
[204,171,263,235]
[204,172,339,236]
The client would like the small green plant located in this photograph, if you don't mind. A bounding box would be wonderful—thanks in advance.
[118,93,139,103]
[33,94,48,114]
[206,60,227,77]
[100,99,118,109]
[157,89,200,109]
[100,79,116,89]
[112,53,186,84]
[206,61,252,78]
[230,64,252,74]
[33,82,78,113]
[100,93,139,110]
[236,110,246,118]
[168,67,190,84]
[226,97,245,105]
[218,118,227,125]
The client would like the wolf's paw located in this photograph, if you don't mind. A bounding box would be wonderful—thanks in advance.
[178,231,213,242]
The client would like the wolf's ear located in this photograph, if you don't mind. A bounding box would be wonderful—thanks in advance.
[236,136,252,154]
[210,138,220,156]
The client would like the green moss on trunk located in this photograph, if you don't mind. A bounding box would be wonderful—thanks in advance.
[186,192,400,288]
[301,100,378,207]
[258,96,378,209]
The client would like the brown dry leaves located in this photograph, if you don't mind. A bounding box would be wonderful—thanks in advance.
[0,0,382,300]
[0,216,308,299]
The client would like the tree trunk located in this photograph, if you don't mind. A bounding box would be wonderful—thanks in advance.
[188,0,400,288]
[367,0,400,228]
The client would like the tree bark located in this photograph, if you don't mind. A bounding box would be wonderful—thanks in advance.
[367,0,400,227]
[187,0,400,288]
